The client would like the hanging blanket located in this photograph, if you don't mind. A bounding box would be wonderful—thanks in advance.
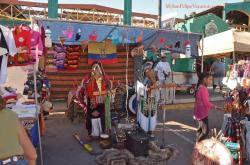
[88,41,117,65]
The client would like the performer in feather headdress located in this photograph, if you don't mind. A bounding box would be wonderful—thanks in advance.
[78,61,111,140]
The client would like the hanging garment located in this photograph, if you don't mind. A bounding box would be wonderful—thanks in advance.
[30,30,44,61]
[244,121,250,161]
[46,49,56,70]
[9,25,32,66]
[65,45,81,70]
[0,27,9,62]
[223,118,243,164]
[91,118,103,137]
[54,44,66,70]
[88,41,118,65]
[0,47,8,56]
[0,25,17,84]
[138,99,157,132]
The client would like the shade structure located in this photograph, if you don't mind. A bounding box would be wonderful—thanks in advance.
[200,29,250,57]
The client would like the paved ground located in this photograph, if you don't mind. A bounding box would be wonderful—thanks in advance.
[37,100,237,165]
[155,103,225,165]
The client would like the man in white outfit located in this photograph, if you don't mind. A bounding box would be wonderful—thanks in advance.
[155,53,173,103]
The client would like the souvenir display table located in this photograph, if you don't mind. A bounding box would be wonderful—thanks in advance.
[0,21,47,165]
[220,59,250,164]
[7,101,42,147]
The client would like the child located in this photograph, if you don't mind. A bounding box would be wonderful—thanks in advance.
[194,72,222,142]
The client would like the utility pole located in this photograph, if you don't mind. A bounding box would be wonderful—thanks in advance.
[123,0,132,25]
[158,0,162,28]
[48,0,58,18]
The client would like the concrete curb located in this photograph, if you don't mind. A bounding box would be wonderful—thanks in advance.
[161,97,224,110]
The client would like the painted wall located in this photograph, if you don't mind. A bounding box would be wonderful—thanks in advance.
[225,2,250,16]
[224,2,250,26]
[175,14,229,36]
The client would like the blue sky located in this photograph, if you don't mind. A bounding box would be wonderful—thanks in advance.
[25,0,242,18]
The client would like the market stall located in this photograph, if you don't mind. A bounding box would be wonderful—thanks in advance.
[32,17,202,164]
[200,29,250,59]
[0,22,46,165]
[195,29,250,165]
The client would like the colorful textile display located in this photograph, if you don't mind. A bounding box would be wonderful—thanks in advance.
[8,25,31,66]
[46,44,82,71]
[223,117,243,164]
[46,49,56,70]
[23,71,49,100]
[242,64,250,88]
[224,88,249,114]
[221,61,250,164]
[0,25,17,84]
[88,41,117,65]
[30,30,44,61]
[223,62,250,90]
[8,25,44,66]
[65,45,81,70]
[54,44,66,70]
[241,120,250,161]
[0,86,17,102]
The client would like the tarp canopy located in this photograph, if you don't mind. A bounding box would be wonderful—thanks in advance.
[36,18,202,57]
[200,29,250,57]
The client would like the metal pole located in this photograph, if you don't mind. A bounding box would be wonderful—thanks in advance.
[32,18,44,165]
[233,51,236,63]
[123,0,132,25]
[48,0,58,18]
[148,97,152,133]
[160,88,166,149]
[201,34,204,72]
[222,7,226,21]
[158,0,162,28]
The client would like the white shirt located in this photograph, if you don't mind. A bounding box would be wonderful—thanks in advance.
[0,25,17,84]
[155,61,171,81]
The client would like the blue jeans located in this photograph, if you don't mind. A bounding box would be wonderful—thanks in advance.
[0,160,28,165]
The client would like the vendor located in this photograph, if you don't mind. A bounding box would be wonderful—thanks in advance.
[79,61,111,141]
[210,58,225,93]
[143,61,157,87]
[0,96,37,165]
[155,53,173,102]
[141,61,158,133]
[143,61,158,99]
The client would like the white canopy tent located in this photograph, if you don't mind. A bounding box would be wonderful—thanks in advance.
[200,29,250,58]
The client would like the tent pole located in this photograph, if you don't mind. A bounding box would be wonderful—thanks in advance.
[201,34,204,72]
[158,0,162,28]
[125,42,129,122]
[233,51,236,63]
[32,18,44,165]
[33,64,44,165]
